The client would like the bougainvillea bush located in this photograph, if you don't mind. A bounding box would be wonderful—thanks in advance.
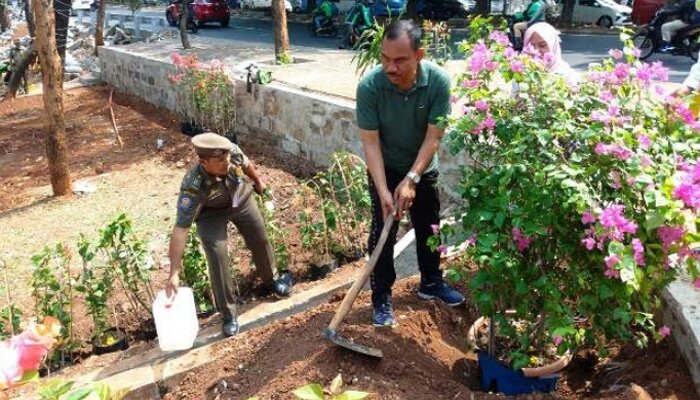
[439,24,700,369]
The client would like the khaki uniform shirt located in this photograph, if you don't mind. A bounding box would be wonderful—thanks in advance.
[175,145,252,228]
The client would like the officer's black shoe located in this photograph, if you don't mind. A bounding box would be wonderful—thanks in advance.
[272,271,294,297]
[222,316,240,337]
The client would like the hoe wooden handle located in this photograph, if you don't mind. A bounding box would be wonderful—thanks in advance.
[327,213,396,332]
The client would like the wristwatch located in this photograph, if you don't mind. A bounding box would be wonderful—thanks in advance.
[406,171,421,185]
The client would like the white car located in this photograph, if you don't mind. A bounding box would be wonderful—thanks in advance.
[573,0,631,27]
[241,0,293,12]
[72,0,92,10]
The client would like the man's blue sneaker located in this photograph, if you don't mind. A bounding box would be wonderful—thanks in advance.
[372,300,396,328]
[418,281,465,306]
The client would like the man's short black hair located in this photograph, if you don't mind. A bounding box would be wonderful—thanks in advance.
[382,19,422,51]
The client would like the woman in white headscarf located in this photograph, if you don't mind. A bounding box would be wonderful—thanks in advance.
[523,22,579,84]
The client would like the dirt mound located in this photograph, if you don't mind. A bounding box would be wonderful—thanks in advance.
[164,276,698,400]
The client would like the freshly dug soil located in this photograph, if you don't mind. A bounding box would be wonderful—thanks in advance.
[166,277,698,400]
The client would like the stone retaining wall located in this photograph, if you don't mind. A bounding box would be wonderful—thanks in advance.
[98,45,465,195]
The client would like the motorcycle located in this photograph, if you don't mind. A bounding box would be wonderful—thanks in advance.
[632,8,700,61]
[311,14,339,37]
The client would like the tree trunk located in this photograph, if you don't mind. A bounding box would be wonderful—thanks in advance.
[94,0,108,55]
[3,43,36,99]
[53,0,71,67]
[272,0,290,63]
[475,0,490,15]
[24,0,35,37]
[561,0,575,25]
[180,1,191,49]
[31,0,72,197]
[0,0,9,33]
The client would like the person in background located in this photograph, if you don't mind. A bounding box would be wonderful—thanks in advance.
[338,0,373,49]
[512,0,545,49]
[523,22,578,84]
[658,0,699,52]
[313,0,338,33]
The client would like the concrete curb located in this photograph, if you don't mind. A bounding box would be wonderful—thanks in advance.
[663,278,700,399]
[54,229,421,399]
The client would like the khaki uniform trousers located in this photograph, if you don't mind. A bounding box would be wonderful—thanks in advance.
[196,195,276,320]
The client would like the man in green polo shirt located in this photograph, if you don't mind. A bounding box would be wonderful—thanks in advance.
[356,19,465,328]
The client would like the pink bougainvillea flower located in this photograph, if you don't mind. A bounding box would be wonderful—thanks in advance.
[604,266,620,279]
[510,59,524,74]
[581,211,596,225]
[599,90,613,103]
[170,52,183,66]
[430,224,440,235]
[581,237,596,250]
[474,100,489,112]
[599,205,637,235]
[595,143,633,160]
[552,335,564,346]
[604,254,620,268]
[632,238,646,266]
[694,278,700,289]
[483,115,496,130]
[613,63,630,81]
[437,244,448,255]
[488,30,510,46]
[608,49,624,60]
[640,155,652,167]
[512,227,532,252]
[659,325,671,338]
[637,134,651,149]
[658,225,685,251]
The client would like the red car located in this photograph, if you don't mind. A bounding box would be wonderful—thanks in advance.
[166,0,231,28]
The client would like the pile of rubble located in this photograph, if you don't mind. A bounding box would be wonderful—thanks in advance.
[1,4,180,91]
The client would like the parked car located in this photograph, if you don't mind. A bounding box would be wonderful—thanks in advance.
[166,0,231,27]
[372,0,404,16]
[573,0,631,27]
[416,0,470,19]
[72,0,92,10]
[240,0,293,12]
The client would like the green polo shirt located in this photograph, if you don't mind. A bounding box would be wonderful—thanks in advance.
[356,60,451,175]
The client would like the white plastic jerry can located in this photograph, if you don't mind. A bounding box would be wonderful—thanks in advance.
[152,287,200,351]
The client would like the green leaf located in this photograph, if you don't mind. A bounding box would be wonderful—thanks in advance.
[292,384,325,400]
[335,391,371,400]
[329,374,343,395]
[17,370,41,386]
[66,388,95,400]
[645,210,666,231]
[608,241,624,255]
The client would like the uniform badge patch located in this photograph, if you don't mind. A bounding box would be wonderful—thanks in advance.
[179,196,193,211]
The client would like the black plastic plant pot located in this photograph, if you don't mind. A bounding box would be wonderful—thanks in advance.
[180,121,207,137]
[342,249,365,263]
[477,351,560,396]
[196,306,216,319]
[308,257,339,281]
[92,327,129,356]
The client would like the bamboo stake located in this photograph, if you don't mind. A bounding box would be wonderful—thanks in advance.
[108,88,124,148]
[1,259,15,336]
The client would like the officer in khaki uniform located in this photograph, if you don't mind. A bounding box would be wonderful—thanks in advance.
[165,133,293,337]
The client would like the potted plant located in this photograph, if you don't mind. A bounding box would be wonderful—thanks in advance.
[169,52,236,140]
[76,236,128,355]
[436,20,700,395]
